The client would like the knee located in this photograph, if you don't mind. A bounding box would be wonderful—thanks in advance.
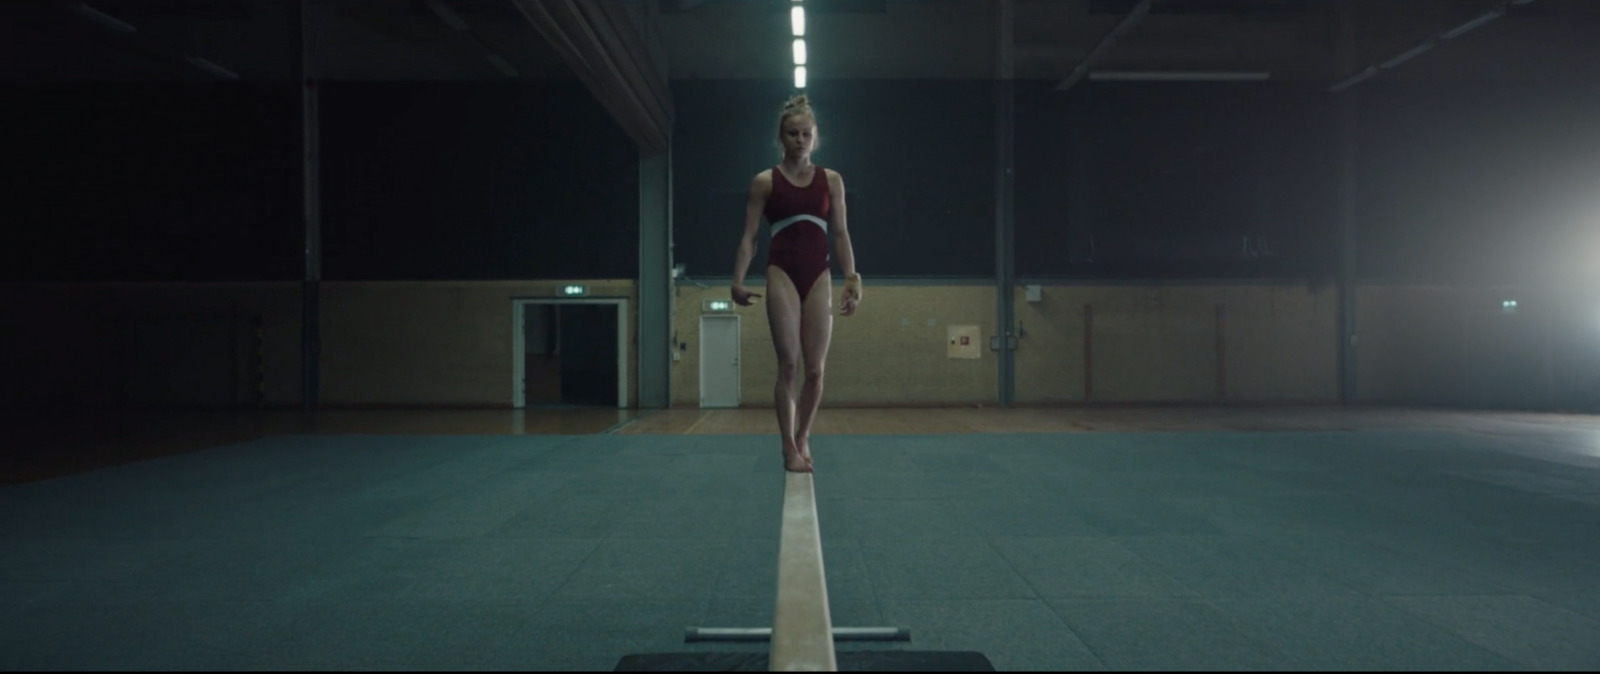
[804,366,824,385]
[776,359,799,386]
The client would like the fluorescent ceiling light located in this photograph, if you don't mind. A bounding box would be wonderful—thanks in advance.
[1089,71,1270,82]
[791,6,805,36]
[793,38,806,65]
[795,65,806,89]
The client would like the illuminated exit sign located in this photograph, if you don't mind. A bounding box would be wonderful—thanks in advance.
[561,285,588,297]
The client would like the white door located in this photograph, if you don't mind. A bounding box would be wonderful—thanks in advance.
[700,315,740,408]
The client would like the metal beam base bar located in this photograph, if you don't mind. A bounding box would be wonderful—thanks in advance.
[684,627,910,643]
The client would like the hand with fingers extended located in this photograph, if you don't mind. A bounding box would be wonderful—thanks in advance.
[840,273,861,317]
[732,284,763,307]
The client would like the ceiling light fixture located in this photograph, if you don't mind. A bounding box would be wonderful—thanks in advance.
[1089,71,1270,82]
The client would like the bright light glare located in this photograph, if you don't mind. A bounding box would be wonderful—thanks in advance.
[793,39,807,65]
[795,66,807,89]
[791,6,805,36]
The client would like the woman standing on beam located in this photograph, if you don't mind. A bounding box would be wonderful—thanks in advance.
[730,94,862,473]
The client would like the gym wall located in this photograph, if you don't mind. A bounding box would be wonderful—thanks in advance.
[6,78,1598,411]
[670,280,1340,408]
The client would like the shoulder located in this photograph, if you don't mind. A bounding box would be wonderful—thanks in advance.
[825,168,845,194]
[751,170,772,193]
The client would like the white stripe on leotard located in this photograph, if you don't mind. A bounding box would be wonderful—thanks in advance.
[770,214,828,237]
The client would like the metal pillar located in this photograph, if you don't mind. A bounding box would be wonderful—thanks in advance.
[638,140,672,409]
[1336,4,1359,405]
[993,0,1016,406]
[295,0,321,410]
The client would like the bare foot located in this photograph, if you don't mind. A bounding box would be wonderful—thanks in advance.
[796,435,814,468]
[782,440,813,473]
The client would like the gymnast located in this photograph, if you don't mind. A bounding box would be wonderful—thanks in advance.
[729,94,861,473]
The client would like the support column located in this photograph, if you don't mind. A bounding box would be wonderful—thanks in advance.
[638,140,672,409]
[1337,4,1359,405]
[295,0,321,411]
[994,0,1016,406]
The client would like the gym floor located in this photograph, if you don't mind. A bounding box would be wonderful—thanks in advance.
[2,406,1598,669]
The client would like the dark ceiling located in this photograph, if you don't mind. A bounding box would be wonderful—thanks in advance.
[3,0,1596,85]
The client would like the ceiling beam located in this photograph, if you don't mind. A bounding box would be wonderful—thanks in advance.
[64,1,240,79]
[509,0,672,153]
[1055,0,1151,92]
[1329,0,1536,93]
[425,0,520,77]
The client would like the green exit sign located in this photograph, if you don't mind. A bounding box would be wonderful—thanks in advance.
[561,285,588,297]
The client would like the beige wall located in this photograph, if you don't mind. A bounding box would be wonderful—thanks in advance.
[1015,284,1339,404]
[672,281,1339,408]
[321,280,638,407]
[1355,285,1558,408]
[672,283,998,407]
[0,280,637,409]
[1219,285,1341,402]
[1356,286,1469,406]
[7,280,1584,411]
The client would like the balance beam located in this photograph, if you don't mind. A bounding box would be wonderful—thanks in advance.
[684,472,910,671]
[771,471,835,671]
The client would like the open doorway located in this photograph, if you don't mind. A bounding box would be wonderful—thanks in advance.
[513,299,628,409]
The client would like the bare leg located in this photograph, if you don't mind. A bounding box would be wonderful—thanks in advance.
[766,265,811,473]
[775,381,808,473]
[794,272,834,465]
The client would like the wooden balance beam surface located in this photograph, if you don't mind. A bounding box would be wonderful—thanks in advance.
[614,470,997,672]
[770,471,837,671]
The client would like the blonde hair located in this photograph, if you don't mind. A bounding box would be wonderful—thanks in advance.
[777,94,819,152]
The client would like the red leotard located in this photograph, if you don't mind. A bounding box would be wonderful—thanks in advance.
[764,166,832,302]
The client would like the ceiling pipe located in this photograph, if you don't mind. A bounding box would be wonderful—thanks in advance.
[186,56,239,79]
[68,2,240,80]
[70,2,135,33]
[1055,0,1152,92]
[425,0,520,78]
[424,0,471,31]
[1329,0,1536,93]
[484,53,519,77]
